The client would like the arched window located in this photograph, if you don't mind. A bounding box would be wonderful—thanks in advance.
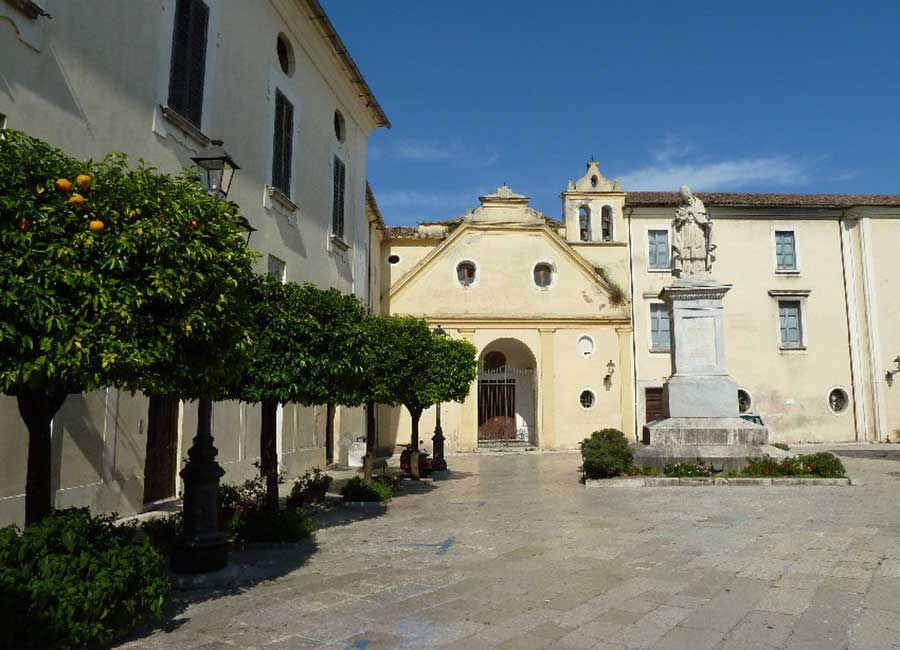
[601,206,613,242]
[533,262,553,288]
[578,206,591,242]
[483,351,507,372]
[334,110,346,142]
[590,175,598,189]
[576,335,595,358]
[276,34,294,76]
[456,261,477,287]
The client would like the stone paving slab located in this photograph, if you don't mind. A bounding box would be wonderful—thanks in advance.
[115,444,900,649]
[584,477,852,487]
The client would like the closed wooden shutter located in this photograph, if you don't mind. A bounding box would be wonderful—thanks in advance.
[649,230,670,269]
[168,0,208,128]
[332,156,346,238]
[775,231,796,270]
[650,303,671,351]
[271,90,294,195]
[645,387,666,424]
[778,300,802,348]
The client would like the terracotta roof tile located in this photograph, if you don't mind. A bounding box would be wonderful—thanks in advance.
[625,192,900,208]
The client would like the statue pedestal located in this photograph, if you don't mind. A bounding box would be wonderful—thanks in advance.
[635,277,774,471]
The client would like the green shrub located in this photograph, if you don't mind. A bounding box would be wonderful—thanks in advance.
[771,442,791,451]
[340,477,392,503]
[626,465,661,476]
[231,507,314,543]
[287,468,333,509]
[580,429,633,479]
[140,512,182,555]
[0,509,170,649]
[799,452,846,478]
[663,460,714,477]
[743,452,845,478]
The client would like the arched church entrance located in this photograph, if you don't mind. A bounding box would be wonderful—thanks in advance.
[478,339,537,446]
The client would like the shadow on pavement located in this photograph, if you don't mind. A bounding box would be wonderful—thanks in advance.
[831,449,900,460]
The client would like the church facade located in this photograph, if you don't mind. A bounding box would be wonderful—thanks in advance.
[376,162,900,452]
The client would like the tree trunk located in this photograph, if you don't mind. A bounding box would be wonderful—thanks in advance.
[260,398,279,512]
[363,401,376,481]
[410,407,422,448]
[325,403,335,465]
[17,388,67,526]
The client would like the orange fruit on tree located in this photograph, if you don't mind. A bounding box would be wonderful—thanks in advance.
[188,219,199,229]
[67,193,86,208]
[55,178,73,192]
[88,219,105,234]
[16,217,33,232]
[75,174,92,191]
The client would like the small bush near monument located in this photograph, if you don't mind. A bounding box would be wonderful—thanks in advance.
[341,477,392,503]
[0,509,170,649]
[580,429,634,479]
[771,442,791,451]
[741,452,845,478]
[287,468,333,509]
[140,512,183,555]
[663,460,714,477]
[230,507,314,544]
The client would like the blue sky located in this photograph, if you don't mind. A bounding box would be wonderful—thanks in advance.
[323,1,900,226]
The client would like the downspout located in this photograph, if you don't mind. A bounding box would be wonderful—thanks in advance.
[626,206,639,441]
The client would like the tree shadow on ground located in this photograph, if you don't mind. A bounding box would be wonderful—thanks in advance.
[113,541,318,647]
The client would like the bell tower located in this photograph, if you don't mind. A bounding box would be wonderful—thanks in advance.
[561,161,626,244]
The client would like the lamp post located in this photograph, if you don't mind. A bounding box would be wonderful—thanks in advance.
[171,140,243,574]
[431,325,448,472]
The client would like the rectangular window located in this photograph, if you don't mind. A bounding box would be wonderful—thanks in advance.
[271,89,294,196]
[648,229,670,270]
[775,230,797,271]
[778,300,803,349]
[167,0,209,128]
[267,255,286,282]
[332,156,346,238]
[650,303,671,352]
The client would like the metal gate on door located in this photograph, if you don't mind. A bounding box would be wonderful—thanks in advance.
[478,378,517,441]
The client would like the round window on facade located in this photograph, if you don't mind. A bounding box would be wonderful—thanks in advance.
[387,254,400,265]
[576,335,595,358]
[456,261,477,287]
[334,110,346,142]
[828,388,849,414]
[579,390,595,409]
[533,262,553,288]
[738,389,752,414]
[276,34,294,76]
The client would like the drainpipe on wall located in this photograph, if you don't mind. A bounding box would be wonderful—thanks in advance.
[625,206,639,441]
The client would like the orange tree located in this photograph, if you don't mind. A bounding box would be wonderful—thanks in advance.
[237,275,369,510]
[366,315,477,452]
[0,130,256,524]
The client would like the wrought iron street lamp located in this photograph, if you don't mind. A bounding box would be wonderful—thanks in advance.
[431,325,448,472]
[172,140,243,575]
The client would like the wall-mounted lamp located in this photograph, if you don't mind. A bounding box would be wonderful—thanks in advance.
[886,355,900,387]
[604,360,616,391]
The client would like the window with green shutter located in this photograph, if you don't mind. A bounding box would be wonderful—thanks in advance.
[778,300,803,348]
[775,231,797,271]
[168,0,209,129]
[271,89,294,196]
[650,303,671,352]
[332,156,346,238]
[648,229,670,270]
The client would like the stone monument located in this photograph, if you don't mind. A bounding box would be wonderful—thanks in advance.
[634,187,777,470]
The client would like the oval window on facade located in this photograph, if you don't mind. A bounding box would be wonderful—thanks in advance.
[579,390,595,409]
[457,261,477,287]
[738,389,752,414]
[387,254,400,265]
[828,388,849,414]
[576,335,594,358]
[276,34,294,76]
[533,262,553,288]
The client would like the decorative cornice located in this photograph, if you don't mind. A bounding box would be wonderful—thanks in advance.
[768,289,811,298]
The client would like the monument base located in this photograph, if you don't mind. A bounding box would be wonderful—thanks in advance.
[637,417,781,472]
[664,375,738,418]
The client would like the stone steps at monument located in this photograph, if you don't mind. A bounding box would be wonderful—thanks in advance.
[476,440,536,452]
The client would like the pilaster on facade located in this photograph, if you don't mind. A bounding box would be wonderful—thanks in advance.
[538,328,557,450]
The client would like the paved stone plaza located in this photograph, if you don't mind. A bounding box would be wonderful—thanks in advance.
[118,445,900,650]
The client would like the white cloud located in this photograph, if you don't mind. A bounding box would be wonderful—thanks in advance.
[620,156,810,191]
[392,138,499,167]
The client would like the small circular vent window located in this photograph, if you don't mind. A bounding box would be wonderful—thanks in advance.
[738,389,752,414]
[828,388,849,414]
[579,390,595,409]
[276,34,294,76]
[387,254,400,265]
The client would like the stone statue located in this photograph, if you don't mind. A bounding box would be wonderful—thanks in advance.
[672,185,715,277]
